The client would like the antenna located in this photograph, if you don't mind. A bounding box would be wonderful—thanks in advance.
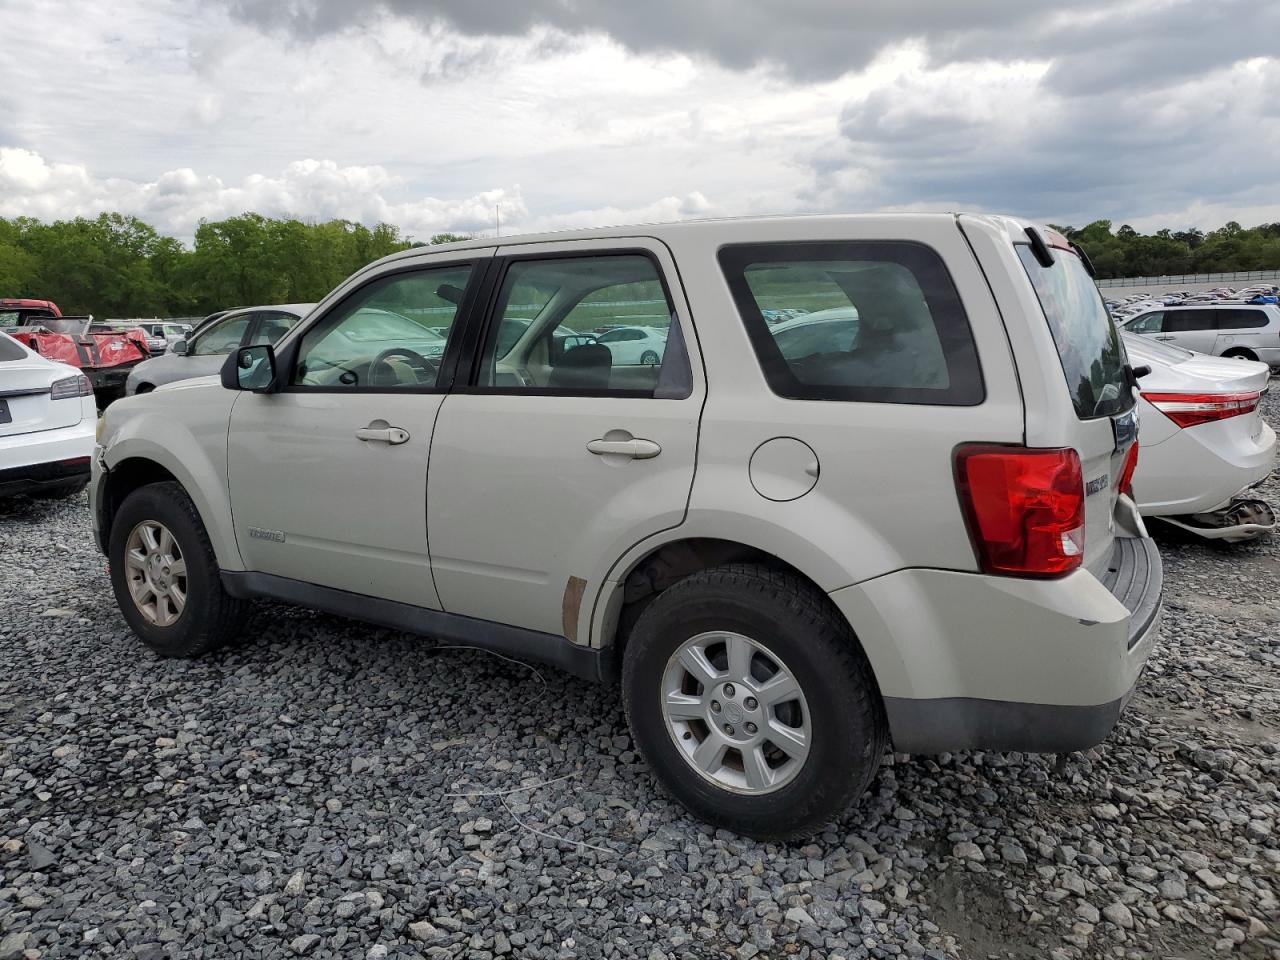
[495,204,501,237]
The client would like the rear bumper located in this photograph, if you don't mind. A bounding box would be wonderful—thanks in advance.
[831,535,1162,754]
[1137,420,1276,516]
[0,419,96,495]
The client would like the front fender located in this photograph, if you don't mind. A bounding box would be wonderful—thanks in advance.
[101,388,242,571]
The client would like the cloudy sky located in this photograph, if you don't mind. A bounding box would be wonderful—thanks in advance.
[1,0,1277,242]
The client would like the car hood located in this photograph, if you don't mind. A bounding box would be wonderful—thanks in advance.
[156,374,222,392]
[129,353,226,385]
[1125,336,1271,395]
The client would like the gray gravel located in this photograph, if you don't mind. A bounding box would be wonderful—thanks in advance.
[1,392,1278,960]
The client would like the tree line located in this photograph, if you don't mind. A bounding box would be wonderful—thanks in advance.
[4,211,1280,319]
[1051,220,1280,279]
[0,212,471,318]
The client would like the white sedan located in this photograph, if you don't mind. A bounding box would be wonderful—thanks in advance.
[0,332,98,499]
[1126,333,1276,540]
[595,325,668,365]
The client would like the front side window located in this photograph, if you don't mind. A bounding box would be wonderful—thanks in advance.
[476,254,686,395]
[1126,312,1163,334]
[188,313,252,356]
[294,265,472,389]
[1016,246,1131,420]
[720,241,983,404]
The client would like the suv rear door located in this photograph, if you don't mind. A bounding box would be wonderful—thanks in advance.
[425,237,703,643]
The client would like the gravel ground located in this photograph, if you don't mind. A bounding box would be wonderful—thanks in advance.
[1,396,1277,960]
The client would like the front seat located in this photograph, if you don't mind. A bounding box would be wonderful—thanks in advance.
[547,343,612,390]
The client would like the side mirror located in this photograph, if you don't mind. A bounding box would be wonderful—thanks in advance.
[171,339,188,356]
[1131,364,1152,380]
[222,344,277,392]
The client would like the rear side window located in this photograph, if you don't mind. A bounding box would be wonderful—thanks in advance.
[1016,246,1131,420]
[0,334,25,361]
[719,241,983,405]
[1216,308,1269,330]
[1164,311,1216,332]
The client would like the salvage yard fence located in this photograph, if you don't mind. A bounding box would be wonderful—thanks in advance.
[1096,270,1280,289]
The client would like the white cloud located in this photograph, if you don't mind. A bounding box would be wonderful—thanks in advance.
[0,0,1277,242]
[0,147,723,241]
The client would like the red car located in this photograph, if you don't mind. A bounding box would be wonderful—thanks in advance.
[1,298,150,403]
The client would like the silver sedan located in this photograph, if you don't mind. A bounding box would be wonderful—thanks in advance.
[125,304,314,395]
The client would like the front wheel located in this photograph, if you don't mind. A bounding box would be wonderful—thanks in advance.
[108,481,245,657]
[639,350,660,366]
[622,563,886,839]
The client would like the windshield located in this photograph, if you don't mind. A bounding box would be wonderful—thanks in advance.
[1017,245,1131,419]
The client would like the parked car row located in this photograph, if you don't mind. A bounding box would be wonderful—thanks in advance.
[5,214,1275,839]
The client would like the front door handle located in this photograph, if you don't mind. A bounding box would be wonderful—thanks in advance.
[1154,335,1175,341]
[356,421,410,444]
[587,436,661,460]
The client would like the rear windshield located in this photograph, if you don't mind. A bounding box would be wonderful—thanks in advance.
[0,334,25,361]
[1016,246,1131,419]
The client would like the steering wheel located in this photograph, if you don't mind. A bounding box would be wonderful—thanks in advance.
[369,348,438,386]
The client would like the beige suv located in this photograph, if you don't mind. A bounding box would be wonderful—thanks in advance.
[91,215,1162,838]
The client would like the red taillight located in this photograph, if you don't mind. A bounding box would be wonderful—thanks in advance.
[50,375,93,400]
[1142,391,1260,428]
[1117,441,1139,499]
[954,445,1085,578]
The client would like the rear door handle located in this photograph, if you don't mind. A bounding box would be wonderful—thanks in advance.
[1154,335,1175,341]
[356,423,410,444]
[587,437,661,459]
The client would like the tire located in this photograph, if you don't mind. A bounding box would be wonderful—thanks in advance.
[622,563,886,839]
[640,350,660,366]
[1222,349,1259,362]
[31,477,88,500]
[134,383,155,394]
[108,481,245,657]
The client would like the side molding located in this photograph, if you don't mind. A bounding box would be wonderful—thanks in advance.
[221,571,613,683]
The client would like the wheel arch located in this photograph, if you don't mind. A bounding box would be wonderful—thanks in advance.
[591,534,881,685]
[100,437,243,571]
[1222,346,1259,361]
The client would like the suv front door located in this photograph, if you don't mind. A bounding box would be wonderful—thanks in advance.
[226,250,493,607]
[426,239,704,642]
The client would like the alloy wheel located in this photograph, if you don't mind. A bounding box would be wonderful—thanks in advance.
[124,520,188,627]
[660,631,811,794]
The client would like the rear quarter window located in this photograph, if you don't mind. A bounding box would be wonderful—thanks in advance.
[1216,308,1269,329]
[0,334,26,361]
[718,241,984,405]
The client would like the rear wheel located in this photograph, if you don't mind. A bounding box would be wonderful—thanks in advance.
[134,383,155,394]
[622,563,886,839]
[1222,348,1259,361]
[108,481,245,657]
[640,350,660,366]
